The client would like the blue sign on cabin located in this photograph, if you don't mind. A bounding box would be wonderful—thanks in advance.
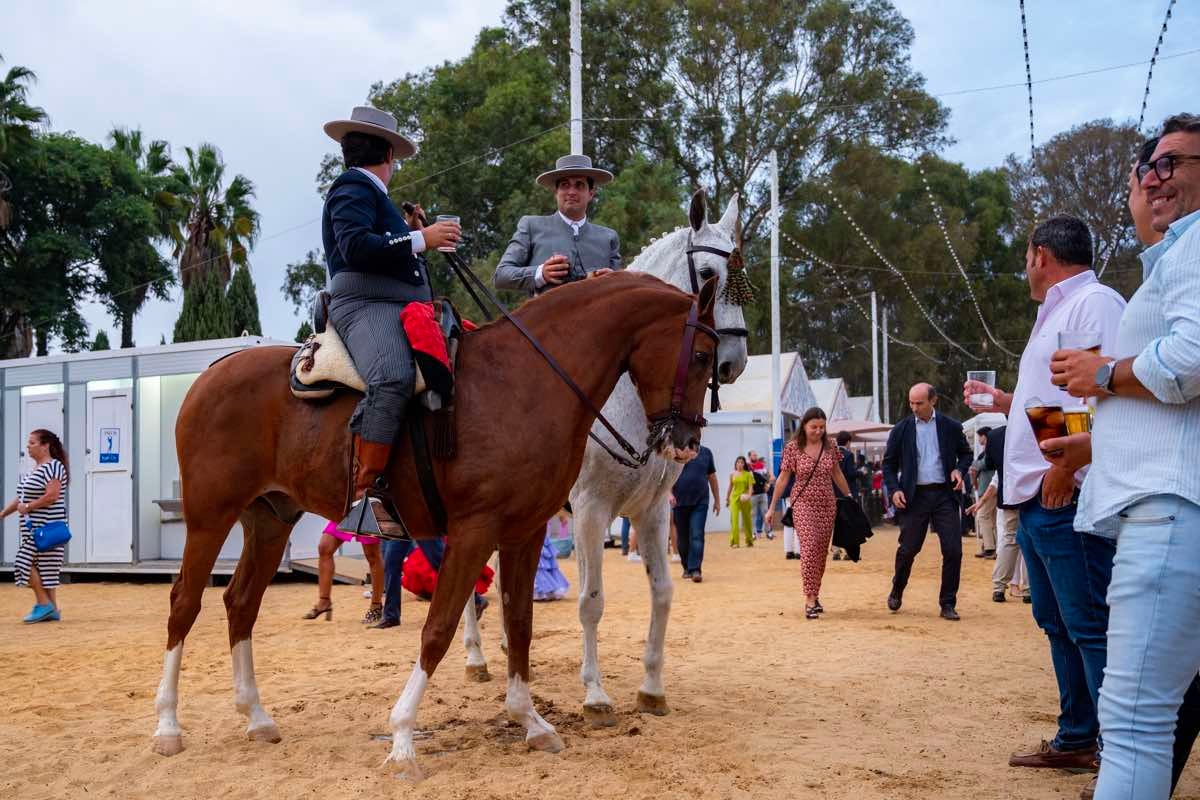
[99,427,120,464]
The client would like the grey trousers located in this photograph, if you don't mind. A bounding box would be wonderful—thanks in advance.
[328,274,419,445]
[992,507,1026,593]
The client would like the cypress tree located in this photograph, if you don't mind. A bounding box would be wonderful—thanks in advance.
[173,270,233,342]
[295,320,313,343]
[90,330,111,351]
[227,265,262,336]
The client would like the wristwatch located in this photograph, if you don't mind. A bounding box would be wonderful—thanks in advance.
[1094,360,1117,396]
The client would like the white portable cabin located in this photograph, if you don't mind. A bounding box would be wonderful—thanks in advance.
[0,337,332,576]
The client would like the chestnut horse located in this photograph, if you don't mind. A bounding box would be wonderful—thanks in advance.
[151,271,720,778]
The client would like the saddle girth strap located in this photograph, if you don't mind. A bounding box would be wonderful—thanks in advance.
[409,411,448,536]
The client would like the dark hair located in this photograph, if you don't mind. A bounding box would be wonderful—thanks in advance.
[556,175,596,191]
[1138,136,1161,165]
[1161,113,1200,138]
[977,426,992,438]
[836,430,852,446]
[791,407,828,443]
[733,455,748,470]
[340,132,392,169]
[31,428,68,481]
[1029,215,1093,268]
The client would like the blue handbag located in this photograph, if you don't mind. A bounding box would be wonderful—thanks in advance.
[26,518,72,552]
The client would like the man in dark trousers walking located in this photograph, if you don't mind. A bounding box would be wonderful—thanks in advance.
[882,382,973,620]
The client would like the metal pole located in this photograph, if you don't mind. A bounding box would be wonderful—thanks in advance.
[770,149,781,446]
[569,0,583,154]
[870,291,879,425]
[881,305,890,425]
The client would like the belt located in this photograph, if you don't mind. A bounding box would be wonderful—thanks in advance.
[916,482,951,490]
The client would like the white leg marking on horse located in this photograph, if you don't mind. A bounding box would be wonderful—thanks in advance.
[506,673,563,752]
[573,504,614,715]
[152,644,184,755]
[386,666,428,780]
[232,639,281,742]
[461,597,491,681]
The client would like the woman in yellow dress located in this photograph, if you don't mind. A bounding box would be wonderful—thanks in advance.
[726,456,755,547]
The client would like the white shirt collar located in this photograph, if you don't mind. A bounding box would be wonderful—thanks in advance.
[915,410,937,425]
[558,211,586,232]
[354,167,389,196]
[1039,269,1097,321]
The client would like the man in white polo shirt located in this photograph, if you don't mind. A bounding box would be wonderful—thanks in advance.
[964,215,1125,773]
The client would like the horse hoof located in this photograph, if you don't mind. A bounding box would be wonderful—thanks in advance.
[528,731,565,753]
[391,758,425,782]
[152,734,183,756]
[636,691,670,716]
[247,723,282,743]
[582,703,618,728]
[464,664,492,683]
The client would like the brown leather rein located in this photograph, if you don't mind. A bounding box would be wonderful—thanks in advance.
[442,249,718,469]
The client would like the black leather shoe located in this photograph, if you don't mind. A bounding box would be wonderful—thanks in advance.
[887,592,902,612]
[940,606,961,621]
[993,590,1006,603]
[370,617,400,629]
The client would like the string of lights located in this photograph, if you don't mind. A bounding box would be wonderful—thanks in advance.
[913,159,1021,358]
[1019,0,1036,160]
[815,185,982,360]
[775,226,947,366]
[1138,0,1178,131]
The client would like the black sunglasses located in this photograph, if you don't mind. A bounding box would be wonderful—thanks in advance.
[1137,153,1200,183]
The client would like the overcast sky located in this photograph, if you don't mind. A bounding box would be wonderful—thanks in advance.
[5,0,1196,351]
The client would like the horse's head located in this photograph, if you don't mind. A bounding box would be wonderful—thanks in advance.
[628,190,750,385]
[627,275,721,462]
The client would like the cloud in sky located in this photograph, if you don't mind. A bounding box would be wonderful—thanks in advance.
[5,0,1198,350]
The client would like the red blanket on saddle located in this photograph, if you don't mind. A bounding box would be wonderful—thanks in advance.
[400,302,476,400]
[401,543,494,600]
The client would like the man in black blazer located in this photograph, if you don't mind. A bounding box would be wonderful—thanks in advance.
[882,383,973,620]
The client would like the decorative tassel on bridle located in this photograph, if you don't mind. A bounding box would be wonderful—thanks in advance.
[721,246,755,306]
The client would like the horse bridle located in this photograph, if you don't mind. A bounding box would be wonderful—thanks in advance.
[441,250,719,469]
[685,231,749,413]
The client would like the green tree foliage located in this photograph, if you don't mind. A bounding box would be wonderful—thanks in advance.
[295,319,313,343]
[227,264,262,336]
[173,270,233,343]
[281,249,327,313]
[1005,119,1144,298]
[0,53,48,231]
[91,330,111,351]
[172,143,260,290]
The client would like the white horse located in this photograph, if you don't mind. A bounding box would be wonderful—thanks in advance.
[460,190,749,725]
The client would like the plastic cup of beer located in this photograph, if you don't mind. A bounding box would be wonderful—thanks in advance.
[967,370,997,408]
[1064,406,1092,435]
[1058,330,1102,355]
[435,215,460,252]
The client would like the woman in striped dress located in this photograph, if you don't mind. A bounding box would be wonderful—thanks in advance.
[0,429,69,623]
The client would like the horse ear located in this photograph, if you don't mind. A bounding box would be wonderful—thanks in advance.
[698,274,718,318]
[688,189,706,232]
[717,194,739,233]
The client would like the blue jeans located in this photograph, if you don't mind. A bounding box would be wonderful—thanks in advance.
[1018,497,1115,752]
[672,504,708,574]
[1096,495,1200,800]
[620,516,631,555]
[381,538,446,623]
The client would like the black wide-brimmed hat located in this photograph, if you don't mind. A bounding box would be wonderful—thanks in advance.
[323,106,418,159]
[536,154,614,189]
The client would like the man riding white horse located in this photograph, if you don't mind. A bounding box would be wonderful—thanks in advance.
[320,106,461,537]
[493,153,622,293]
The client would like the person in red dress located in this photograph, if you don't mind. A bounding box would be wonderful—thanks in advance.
[766,407,851,619]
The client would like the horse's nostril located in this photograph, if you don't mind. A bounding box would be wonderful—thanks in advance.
[718,362,732,381]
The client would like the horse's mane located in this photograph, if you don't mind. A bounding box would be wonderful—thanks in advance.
[628,225,691,270]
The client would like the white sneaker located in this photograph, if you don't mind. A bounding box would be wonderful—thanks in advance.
[670,553,681,562]
[362,588,372,599]
[627,552,642,563]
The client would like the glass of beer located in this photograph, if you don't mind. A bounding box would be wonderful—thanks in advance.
[435,214,460,252]
[967,370,997,408]
[1058,330,1102,354]
[1025,397,1068,449]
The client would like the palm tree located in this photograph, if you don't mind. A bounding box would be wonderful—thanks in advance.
[109,127,183,250]
[171,143,261,289]
[0,53,48,229]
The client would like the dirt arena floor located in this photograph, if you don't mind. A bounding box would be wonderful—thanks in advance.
[2,525,1197,800]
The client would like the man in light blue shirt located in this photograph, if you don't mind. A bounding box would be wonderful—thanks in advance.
[1050,113,1200,800]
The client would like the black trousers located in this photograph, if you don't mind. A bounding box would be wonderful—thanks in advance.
[1171,674,1200,794]
[891,484,962,608]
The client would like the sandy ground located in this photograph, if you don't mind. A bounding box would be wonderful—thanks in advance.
[2,526,1197,800]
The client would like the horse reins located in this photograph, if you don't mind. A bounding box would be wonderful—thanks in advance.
[441,248,717,469]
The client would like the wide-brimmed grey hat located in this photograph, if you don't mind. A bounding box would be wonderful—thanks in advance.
[323,106,418,159]
[536,154,614,189]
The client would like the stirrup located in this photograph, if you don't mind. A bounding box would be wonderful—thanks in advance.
[336,496,411,541]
